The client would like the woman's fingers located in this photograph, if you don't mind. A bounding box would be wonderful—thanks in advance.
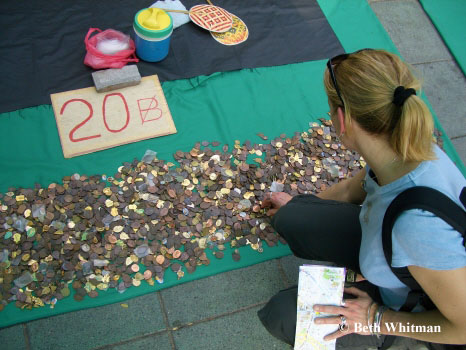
[323,329,349,341]
[314,316,341,325]
[260,198,272,208]
[261,192,293,216]
[261,192,275,208]
[313,305,347,316]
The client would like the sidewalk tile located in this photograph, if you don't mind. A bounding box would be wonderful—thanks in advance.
[161,260,285,326]
[28,293,165,350]
[370,0,452,63]
[109,332,172,350]
[451,137,466,167]
[414,60,466,139]
[172,306,291,350]
[0,324,27,350]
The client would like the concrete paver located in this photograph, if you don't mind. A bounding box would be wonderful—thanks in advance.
[413,60,466,139]
[172,305,291,350]
[107,332,173,350]
[161,260,285,326]
[370,0,453,64]
[451,137,466,166]
[27,293,165,350]
[0,324,27,350]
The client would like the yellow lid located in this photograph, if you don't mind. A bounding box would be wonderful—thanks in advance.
[137,8,171,31]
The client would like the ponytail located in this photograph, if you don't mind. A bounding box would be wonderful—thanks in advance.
[391,94,434,162]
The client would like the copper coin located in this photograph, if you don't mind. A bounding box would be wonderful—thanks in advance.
[144,207,155,215]
[257,133,268,140]
[132,279,141,287]
[171,263,181,272]
[155,255,165,264]
[143,270,152,279]
[239,163,249,172]
[122,274,132,283]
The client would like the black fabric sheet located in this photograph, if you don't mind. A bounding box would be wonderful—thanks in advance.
[0,0,343,113]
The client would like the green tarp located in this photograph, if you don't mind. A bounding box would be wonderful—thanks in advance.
[420,0,466,76]
[0,0,464,328]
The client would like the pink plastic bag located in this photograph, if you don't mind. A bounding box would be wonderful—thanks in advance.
[84,28,139,69]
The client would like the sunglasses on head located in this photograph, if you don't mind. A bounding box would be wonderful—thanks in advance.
[326,48,373,108]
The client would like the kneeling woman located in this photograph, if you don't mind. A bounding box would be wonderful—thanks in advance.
[259,49,466,348]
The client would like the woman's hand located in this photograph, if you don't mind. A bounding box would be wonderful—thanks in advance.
[313,287,375,341]
[260,192,293,216]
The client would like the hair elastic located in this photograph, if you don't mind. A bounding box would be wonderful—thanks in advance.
[393,86,416,107]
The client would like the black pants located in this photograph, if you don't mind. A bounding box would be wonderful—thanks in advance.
[257,195,460,350]
[257,194,387,349]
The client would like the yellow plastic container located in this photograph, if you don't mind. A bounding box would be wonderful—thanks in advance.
[133,8,173,62]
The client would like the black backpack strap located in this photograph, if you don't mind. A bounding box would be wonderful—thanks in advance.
[378,186,466,350]
[382,186,466,290]
[382,186,466,293]
[382,186,466,264]
[382,185,466,296]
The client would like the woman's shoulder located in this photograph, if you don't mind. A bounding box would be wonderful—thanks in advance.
[391,208,466,270]
[389,146,466,269]
[406,145,465,205]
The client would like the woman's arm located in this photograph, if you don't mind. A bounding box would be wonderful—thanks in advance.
[261,168,368,215]
[314,266,466,344]
[380,266,466,344]
[317,168,367,204]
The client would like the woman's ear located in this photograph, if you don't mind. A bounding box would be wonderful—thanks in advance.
[337,107,346,136]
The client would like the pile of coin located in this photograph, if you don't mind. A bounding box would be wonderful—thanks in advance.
[1,119,441,311]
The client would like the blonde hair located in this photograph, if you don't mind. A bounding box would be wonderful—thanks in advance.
[324,49,435,162]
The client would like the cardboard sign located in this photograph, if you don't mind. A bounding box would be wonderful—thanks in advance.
[51,75,176,158]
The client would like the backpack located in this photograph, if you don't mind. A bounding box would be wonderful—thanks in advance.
[379,186,466,350]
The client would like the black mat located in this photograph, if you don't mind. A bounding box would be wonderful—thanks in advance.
[0,0,343,113]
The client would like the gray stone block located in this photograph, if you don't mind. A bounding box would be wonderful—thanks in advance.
[413,60,466,139]
[370,0,452,64]
[451,136,466,168]
[0,324,27,350]
[161,260,286,326]
[92,65,141,93]
[27,293,165,350]
[172,306,291,350]
[109,332,173,350]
